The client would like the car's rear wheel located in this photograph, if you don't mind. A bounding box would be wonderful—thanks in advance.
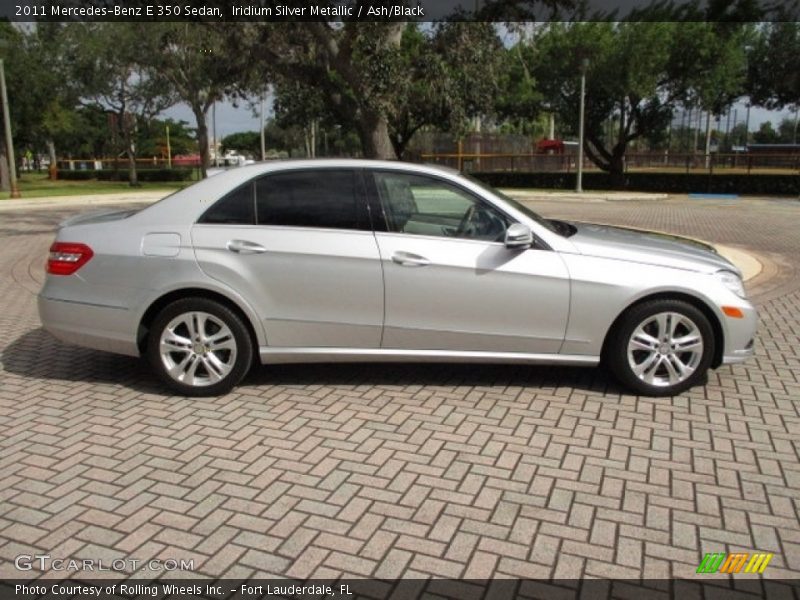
[607,299,715,396]
[147,298,253,397]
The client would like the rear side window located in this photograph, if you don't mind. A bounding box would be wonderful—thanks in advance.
[255,170,367,230]
[198,183,255,225]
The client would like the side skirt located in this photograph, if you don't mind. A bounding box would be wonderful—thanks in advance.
[259,347,599,366]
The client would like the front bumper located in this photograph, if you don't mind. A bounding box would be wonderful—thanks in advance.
[719,301,757,366]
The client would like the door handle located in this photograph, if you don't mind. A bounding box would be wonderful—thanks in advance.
[392,251,430,267]
[227,239,267,254]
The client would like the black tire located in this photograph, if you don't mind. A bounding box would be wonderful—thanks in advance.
[606,299,715,397]
[147,298,253,397]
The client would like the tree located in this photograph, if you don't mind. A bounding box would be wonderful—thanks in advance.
[753,121,779,144]
[138,118,196,158]
[531,22,675,186]
[225,20,503,160]
[0,23,82,183]
[67,23,175,185]
[748,22,800,111]
[145,24,251,178]
[221,131,261,157]
[528,21,749,186]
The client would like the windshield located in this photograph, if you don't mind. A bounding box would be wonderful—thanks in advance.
[462,174,560,235]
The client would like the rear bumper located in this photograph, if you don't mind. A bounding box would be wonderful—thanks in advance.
[38,294,139,357]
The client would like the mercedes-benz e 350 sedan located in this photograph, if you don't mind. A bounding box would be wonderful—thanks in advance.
[38,160,756,397]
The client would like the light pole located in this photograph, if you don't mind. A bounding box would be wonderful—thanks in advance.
[0,58,20,198]
[576,58,589,193]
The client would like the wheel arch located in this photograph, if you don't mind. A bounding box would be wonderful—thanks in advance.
[601,291,725,369]
[137,288,261,358]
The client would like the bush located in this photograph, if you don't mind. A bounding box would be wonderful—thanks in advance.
[58,168,195,182]
[472,171,800,196]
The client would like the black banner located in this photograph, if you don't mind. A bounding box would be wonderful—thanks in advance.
[3,0,800,23]
[3,579,800,600]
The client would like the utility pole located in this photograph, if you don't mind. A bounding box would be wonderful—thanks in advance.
[0,59,20,198]
[576,58,589,193]
[212,102,219,168]
[259,90,266,161]
[165,124,172,169]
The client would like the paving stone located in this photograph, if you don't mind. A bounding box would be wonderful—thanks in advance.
[1,197,799,579]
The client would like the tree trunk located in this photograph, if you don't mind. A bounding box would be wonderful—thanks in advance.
[608,147,626,189]
[192,105,210,179]
[356,110,396,159]
[47,140,58,180]
[0,144,8,193]
[126,147,139,187]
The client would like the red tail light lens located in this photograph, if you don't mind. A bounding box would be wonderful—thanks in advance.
[47,242,94,275]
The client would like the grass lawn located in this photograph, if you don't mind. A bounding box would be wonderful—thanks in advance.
[0,172,193,200]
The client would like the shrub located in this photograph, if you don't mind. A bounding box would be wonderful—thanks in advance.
[472,171,800,196]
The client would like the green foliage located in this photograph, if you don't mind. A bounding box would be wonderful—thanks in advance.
[221,131,261,157]
[0,23,81,151]
[748,23,800,110]
[137,119,196,158]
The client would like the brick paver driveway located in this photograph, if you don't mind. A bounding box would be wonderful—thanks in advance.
[1,195,798,581]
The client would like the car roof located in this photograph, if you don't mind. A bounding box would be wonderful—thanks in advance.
[137,159,464,224]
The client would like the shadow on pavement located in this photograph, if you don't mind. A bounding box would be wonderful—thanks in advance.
[3,328,629,399]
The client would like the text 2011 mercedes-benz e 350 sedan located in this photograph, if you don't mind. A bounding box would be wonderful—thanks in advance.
[38,160,756,397]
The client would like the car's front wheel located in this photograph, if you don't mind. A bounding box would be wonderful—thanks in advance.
[607,299,715,396]
[147,298,253,397]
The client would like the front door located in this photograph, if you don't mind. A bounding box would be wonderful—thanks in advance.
[369,170,570,354]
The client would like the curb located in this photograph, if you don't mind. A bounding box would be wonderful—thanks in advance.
[503,190,670,203]
[0,191,169,212]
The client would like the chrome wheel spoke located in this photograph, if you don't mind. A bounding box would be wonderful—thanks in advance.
[629,329,659,352]
[673,333,702,352]
[168,353,194,379]
[207,331,235,351]
[201,356,224,383]
[662,356,682,385]
[654,313,670,339]
[633,352,660,378]
[182,355,201,385]
[160,330,192,352]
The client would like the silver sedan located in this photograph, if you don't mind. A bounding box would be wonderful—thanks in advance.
[38,160,756,397]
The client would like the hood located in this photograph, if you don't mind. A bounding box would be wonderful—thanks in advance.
[60,209,138,228]
[567,222,739,275]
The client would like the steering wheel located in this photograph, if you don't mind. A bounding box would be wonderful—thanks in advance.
[456,205,477,237]
[456,205,507,241]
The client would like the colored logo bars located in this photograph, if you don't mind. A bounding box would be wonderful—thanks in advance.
[696,552,773,574]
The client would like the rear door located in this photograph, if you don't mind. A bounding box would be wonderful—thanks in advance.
[191,169,384,348]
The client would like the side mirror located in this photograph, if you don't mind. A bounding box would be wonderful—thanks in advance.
[504,223,533,249]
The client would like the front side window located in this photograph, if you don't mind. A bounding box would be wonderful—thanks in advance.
[255,170,366,230]
[373,172,509,242]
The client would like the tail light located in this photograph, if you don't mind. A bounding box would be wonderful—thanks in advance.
[47,242,94,275]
